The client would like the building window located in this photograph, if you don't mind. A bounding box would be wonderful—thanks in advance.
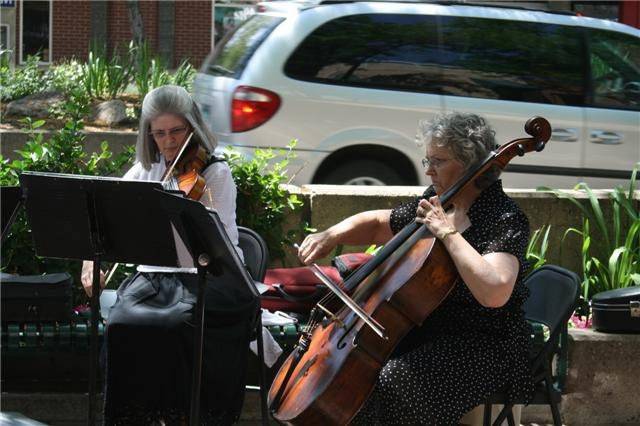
[20,0,51,63]
[572,1,620,22]
[0,24,8,51]
[212,0,255,47]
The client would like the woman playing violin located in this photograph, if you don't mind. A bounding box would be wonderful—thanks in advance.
[81,85,257,425]
[298,112,534,425]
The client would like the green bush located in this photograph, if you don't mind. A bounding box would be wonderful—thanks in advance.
[0,116,135,298]
[47,59,85,95]
[0,55,48,102]
[2,130,304,300]
[225,141,306,261]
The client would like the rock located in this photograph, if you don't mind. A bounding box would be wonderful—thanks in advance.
[92,100,128,127]
[5,91,65,118]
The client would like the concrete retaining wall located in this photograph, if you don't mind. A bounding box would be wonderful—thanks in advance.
[281,184,639,274]
[3,329,639,425]
[1,129,136,160]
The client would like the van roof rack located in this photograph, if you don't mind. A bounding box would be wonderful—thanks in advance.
[316,0,578,17]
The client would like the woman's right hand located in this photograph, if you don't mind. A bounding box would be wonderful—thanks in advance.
[298,230,339,265]
[81,260,106,298]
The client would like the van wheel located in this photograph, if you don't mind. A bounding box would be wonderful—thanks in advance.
[319,160,406,185]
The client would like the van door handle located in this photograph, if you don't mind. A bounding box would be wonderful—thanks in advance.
[590,130,623,145]
[551,128,578,142]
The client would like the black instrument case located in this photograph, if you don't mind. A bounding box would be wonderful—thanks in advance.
[1,273,73,322]
[591,286,640,333]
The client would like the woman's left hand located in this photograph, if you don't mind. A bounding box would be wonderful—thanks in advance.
[415,196,456,239]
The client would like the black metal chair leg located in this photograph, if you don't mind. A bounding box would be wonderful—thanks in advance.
[483,403,492,426]
[255,315,270,425]
[546,377,563,426]
[492,403,511,426]
[507,406,516,426]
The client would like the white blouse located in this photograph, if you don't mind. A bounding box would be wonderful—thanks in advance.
[123,159,244,273]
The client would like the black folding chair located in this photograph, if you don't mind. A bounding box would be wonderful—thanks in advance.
[483,265,580,426]
[237,226,270,425]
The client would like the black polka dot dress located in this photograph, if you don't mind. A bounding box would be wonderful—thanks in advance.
[351,180,534,425]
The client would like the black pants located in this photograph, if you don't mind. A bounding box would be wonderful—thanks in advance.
[103,272,259,425]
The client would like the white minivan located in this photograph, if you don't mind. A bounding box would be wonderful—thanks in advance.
[193,1,640,188]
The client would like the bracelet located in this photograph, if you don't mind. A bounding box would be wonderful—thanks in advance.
[438,228,458,241]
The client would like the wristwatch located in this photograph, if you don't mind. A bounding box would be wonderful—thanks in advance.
[438,228,458,241]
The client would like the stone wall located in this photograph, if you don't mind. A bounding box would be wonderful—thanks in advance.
[1,129,136,160]
[280,184,639,274]
[3,330,639,425]
[520,329,640,425]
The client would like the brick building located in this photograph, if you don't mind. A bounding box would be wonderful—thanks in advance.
[0,0,639,69]
[0,0,235,68]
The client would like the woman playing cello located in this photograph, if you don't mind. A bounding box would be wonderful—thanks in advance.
[298,112,534,425]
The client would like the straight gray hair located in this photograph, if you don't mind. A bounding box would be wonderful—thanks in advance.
[417,112,500,189]
[136,85,217,170]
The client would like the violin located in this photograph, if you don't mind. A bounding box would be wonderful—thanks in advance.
[161,132,209,201]
[103,133,211,293]
[268,117,552,425]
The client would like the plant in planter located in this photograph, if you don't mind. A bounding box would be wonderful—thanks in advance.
[82,44,133,101]
[130,41,196,103]
[538,164,640,319]
[526,224,551,272]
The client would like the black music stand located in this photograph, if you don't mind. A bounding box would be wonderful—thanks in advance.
[1,186,24,243]
[20,172,259,426]
[19,171,182,425]
[157,190,260,426]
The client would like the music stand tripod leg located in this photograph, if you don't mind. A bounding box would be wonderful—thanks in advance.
[190,255,210,426]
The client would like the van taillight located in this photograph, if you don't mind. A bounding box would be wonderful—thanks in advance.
[231,86,281,133]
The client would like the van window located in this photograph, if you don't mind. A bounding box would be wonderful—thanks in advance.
[285,14,586,106]
[203,15,284,78]
[588,29,640,111]
[438,17,585,106]
[284,14,442,93]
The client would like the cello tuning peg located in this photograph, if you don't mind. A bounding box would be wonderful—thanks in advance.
[516,143,526,156]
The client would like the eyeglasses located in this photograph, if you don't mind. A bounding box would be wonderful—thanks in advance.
[421,157,452,170]
[149,126,189,140]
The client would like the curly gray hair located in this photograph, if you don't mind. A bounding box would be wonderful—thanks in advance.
[417,112,500,189]
[136,85,217,170]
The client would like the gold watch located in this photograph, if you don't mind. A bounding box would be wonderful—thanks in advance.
[438,228,458,241]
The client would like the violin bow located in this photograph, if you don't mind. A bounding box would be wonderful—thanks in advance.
[161,131,195,184]
[104,263,120,286]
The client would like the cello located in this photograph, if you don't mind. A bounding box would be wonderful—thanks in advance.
[268,116,552,425]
